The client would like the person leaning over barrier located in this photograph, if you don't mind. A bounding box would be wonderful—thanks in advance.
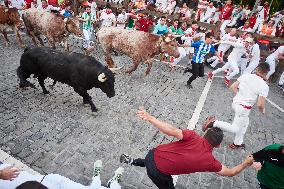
[120,107,254,189]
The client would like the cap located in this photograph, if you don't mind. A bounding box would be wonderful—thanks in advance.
[244,37,253,43]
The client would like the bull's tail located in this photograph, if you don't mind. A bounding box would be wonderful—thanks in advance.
[16,66,36,89]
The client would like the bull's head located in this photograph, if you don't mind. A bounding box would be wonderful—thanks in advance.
[64,17,82,37]
[7,8,23,28]
[97,69,115,98]
[159,35,180,58]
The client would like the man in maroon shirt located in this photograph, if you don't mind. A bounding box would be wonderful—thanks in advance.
[120,108,254,189]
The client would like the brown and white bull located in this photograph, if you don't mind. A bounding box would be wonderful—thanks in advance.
[0,6,25,47]
[97,27,180,75]
[22,8,82,50]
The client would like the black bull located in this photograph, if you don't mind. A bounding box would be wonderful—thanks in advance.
[17,47,115,112]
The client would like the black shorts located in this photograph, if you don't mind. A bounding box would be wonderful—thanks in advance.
[191,61,204,77]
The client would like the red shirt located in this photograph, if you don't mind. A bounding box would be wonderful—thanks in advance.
[219,4,233,20]
[154,130,222,175]
[138,18,153,32]
[48,0,58,7]
[25,0,32,8]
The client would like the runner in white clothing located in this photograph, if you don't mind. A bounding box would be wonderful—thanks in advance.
[203,62,270,149]
[241,41,261,75]
[265,45,284,80]
[0,161,124,189]
[207,28,237,68]
[208,37,253,87]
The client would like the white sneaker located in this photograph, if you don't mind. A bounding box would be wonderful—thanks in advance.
[107,167,124,187]
[93,160,102,177]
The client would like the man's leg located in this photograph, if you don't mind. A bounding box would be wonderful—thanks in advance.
[279,72,284,86]
[244,60,259,74]
[145,150,175,189]
[266,58,276,80]
[226,60,239,80]
[187,62,199,87]
[89,160,102,189]
[212,62,230,75]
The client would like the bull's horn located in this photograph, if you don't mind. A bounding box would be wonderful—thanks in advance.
[109,67,121,72]
[64,18,68,23]
[98,73,107,82]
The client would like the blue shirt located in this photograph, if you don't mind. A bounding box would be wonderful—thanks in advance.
[191,41,215,63]
[153,24,169,36]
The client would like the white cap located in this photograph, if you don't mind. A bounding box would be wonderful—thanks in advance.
[244,37,253,43]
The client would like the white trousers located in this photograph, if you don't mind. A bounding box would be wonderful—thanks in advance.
[213,103,250,145]
[212,59,239,80]
[83,29,92,49]
[173,47,187,64]
[227,18,238,27]
[279,72,284,85]
[265,56,276,80]
[220,20,231,35]
[207,51,224,68]
[244,59,260,74]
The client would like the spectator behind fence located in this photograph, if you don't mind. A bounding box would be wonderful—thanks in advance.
[178,2,191,21]
[276,20,284,37]
[219,0,233,22]
[200,2,216,23]
[153,16,169,36]
[258,20,276,50]
[163,0,176,15]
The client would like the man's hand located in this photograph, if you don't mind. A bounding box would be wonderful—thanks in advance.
[0,166,20,180]
[136,107,152,121]
[244,155,254,166]
[252,162,262,171]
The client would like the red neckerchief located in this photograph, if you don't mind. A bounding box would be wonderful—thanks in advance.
[256,72,267,81]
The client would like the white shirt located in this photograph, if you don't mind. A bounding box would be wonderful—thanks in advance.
[8,0,25,9]
[233,74,269,106]
[222,39,247,61]
[100,12,116,27]
[203,6,216,19]
[90,1,97,14]
[268,46,284,61]
[116,13,128,28]
[249,43,260,62]
[218,33,236,52]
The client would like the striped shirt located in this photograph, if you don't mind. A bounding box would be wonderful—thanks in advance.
[191,41,215,63]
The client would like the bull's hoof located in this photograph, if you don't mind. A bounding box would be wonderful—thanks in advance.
[91,107,98,112]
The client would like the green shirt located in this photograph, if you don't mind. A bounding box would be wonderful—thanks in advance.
[127,17,134,28]
[256,144,284,189]
[81,12,95,31]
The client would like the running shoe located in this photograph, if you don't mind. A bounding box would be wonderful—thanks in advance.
[207,72,213,80]
[93,160,102,177]
[120,154,133,165]
[107,167,124,187]
[229,143,245,149]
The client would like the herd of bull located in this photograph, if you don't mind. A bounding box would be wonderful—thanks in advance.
[0,6,180,112]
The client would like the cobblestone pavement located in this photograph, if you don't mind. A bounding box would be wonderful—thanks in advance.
[0,37,283,189]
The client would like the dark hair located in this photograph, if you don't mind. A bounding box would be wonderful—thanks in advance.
[16,181,48,189]
[160,16,166,19]
[257,62,270,73]
[105,2,111,9]
[204,127,224,147]
[205,32,214,39]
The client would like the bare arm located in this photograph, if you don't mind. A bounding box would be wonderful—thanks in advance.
[217,155,254,177]
[257,96,266,114]
[278,53,284,60]
[136,108,183,140]
[229,81,240,94]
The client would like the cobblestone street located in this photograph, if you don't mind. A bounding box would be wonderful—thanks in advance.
[0,37,283,189]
